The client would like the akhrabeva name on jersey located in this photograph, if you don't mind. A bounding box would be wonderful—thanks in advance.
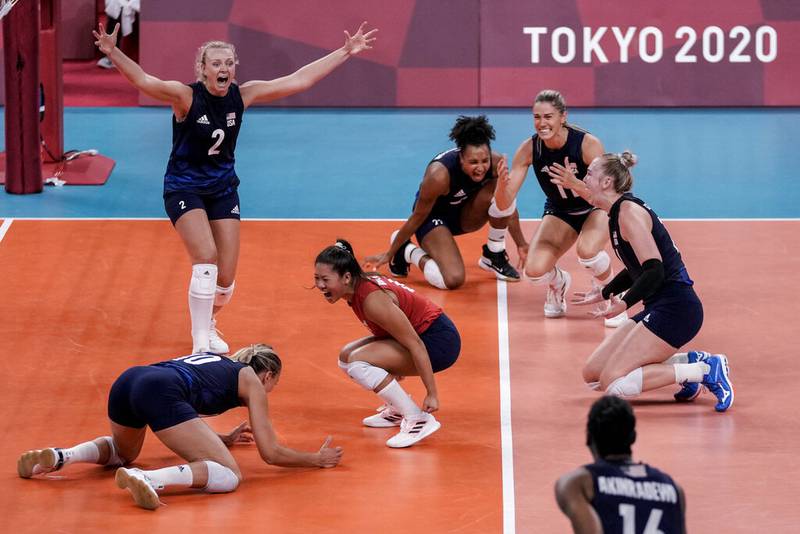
[597,476,678,504]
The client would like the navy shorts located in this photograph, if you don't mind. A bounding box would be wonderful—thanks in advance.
[632,282,704,349]
[164,188,241,225]
[542,198,594,234]
[415,212,466,243]
[420,313,461,372]
[107,366,198,432]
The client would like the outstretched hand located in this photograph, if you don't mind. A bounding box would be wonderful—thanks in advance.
[571,284,604,306]
[92,22,119,55]
[496,154,509,183]
[589,294,627,319]
[219,421,254,447]
[344,22,378,55]
[317,436,343,468]
[547,157,583,192]
[364,252,390,271]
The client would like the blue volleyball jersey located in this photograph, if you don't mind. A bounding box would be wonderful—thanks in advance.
[164,82,244,196]
[585,459,684,534]
[421,148,493,217]
[608,193,693,298]
[152,354,246,416]
[531,125,593,213]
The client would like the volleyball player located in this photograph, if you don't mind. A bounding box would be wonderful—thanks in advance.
[17,345,343,510]
[93,21,377,353]
[315,239,460,447]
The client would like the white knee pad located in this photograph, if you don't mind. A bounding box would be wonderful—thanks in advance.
[488,198,516,218]
[100,436,124,466]
[203,461,239,493]
[214,281,235,307]
[339,360,389,391]
[605,368,643,398]
[585,381,601,391]
[190,264,218,300]
[578,251,611,278]
[423,260,447,290]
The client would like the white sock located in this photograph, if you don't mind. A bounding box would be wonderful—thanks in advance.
[407,246,426,267]
[143,465,194,490]
[487,226,506,253]
[377,380,422,417]
[189,264,217,351]
[674,363,706,384]
[59,441,100,466]
[664,353,689,365]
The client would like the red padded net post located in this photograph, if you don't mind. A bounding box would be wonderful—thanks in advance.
[2,0,43,194]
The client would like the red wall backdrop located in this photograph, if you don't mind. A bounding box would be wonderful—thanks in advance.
[2,0,799,107]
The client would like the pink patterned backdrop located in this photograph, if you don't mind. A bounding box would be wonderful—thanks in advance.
[2,0,799,106]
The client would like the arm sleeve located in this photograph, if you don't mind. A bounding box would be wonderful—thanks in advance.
[601,269,633,300]
[620,259,665,309]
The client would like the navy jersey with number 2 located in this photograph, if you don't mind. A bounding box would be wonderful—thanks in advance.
[164,82,244,196]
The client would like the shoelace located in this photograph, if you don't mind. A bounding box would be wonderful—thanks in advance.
[400,415,427,433]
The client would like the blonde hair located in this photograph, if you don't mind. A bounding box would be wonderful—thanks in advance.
[231,343,282,376]
[195,41,238,82]
[534,89,567,114]
[599,151,638,193]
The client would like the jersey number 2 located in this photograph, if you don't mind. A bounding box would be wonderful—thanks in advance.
[208,129,225,155]
[618,504,665,534]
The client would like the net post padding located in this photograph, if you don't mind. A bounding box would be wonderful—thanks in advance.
[1,0,114,190]
[2,0,43,194]
[39,0,63,161]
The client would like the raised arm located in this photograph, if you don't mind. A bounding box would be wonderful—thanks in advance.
[93,23,192,117]
[240,22,377,107]
[555,468,603,534]
[496,137,533,211]
[365,162,450,270]
[238,368,342,468]
[362,291,439,413]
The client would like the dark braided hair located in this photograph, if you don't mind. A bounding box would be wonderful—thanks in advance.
[449,115,495,152]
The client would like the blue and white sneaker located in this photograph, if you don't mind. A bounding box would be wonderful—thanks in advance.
[674,351,710,402]
[705,354,734,412]
[674,381,702,402]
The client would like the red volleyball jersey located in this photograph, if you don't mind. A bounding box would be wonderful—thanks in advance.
[349,275,442,337]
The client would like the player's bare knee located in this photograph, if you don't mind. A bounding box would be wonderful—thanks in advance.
[443,272,465,289]
[582,365,600,385]
[525,268,550,284]
[338,342,359,363]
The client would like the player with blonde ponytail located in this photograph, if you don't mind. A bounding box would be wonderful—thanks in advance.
[553,151,734,412]
[17,345,342,510]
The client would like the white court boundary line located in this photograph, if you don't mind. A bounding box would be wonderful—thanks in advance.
[496,279,516,534]
[0,218,13,244]
[2,217,799,222]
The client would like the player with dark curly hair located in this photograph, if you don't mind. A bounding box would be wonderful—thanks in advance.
[367,115,527,290]
[556,397,687,533]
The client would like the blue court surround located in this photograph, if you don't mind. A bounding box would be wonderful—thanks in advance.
[1,107,798,219]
